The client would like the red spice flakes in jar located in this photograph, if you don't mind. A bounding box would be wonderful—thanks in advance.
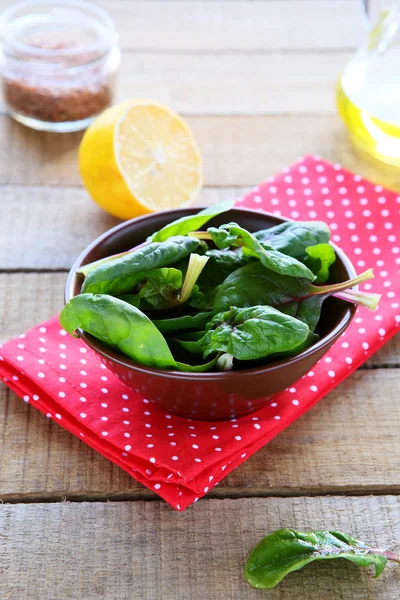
[0,1,120,132]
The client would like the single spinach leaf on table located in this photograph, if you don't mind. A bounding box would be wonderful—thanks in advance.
[152,311,213,334]
[81,236,206,297]
[59,294,218,372]
[245,528,400,589]
[254,221,330,258]
[213,261,377,315]
[303,243,336,284]
[200,305,310,360]
[150,199,235,242]
[207,223,316,281]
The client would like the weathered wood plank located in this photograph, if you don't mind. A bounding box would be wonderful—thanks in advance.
[2,115,400,189]
[0,308,399,502]
[0,274,66,344]
[0,0,362,52]
[0,497,399,600]
[106,1,363,52]
[114,50,346,115]
[0,50,349,116]
[0,186,245,269]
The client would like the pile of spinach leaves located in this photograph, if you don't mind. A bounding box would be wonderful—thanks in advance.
[60,202,381,372]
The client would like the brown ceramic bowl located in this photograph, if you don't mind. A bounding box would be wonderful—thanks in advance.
[65,208,356,421]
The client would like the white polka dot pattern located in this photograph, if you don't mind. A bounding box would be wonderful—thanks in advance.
[0,156,398,512]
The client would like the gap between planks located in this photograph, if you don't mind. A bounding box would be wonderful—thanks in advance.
[2,486,400,506]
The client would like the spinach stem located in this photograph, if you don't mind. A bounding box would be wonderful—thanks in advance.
[77,244,147,277]
[179,254,210,303]
[310,269,374,296]
[333,290,381,311]
[217,353,234,371]
[368,550,400,562]
[188,231,213,240]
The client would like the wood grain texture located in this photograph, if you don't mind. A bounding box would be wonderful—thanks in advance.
[2,115,400,189]
[0,497,399,600]
[0,361,399,501]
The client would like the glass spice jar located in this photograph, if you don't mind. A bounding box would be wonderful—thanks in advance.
[0,0,120,132]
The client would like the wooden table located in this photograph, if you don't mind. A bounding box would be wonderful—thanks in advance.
[1,1,399,598]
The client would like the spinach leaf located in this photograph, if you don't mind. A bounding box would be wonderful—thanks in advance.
[137,254,209,311]
[254,221,330,258]
[213,262,376,315]
[208,223,316,281]
[78,249,136,277]
[81,236,206,296]
[266,330,320,362]
[152,311,212,334]
[60,293,177,369]
[173,335,205,355]
[60,294,218,372]
[206,248,251,269]
[150,199,235,242]
[197,248,252,289]
[245,528,400,589]
[174,330,206,342]
[117,293,141,308]
[200,305,310,360]
[187,286,218,310]
[137,268,182,309]
[277,295,326,332]
[304,243,336,284]
[213,262,310,314]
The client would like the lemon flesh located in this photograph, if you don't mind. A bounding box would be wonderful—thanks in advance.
[79,99,203,220]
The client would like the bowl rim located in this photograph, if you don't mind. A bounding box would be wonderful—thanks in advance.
[65,206,357,380]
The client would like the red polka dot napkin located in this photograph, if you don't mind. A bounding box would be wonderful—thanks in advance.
[0,156,399,511]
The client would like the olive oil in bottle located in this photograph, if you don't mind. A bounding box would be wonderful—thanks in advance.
[337,7,400,166]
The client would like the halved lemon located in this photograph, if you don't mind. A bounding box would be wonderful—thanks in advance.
[79,99,203,220]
